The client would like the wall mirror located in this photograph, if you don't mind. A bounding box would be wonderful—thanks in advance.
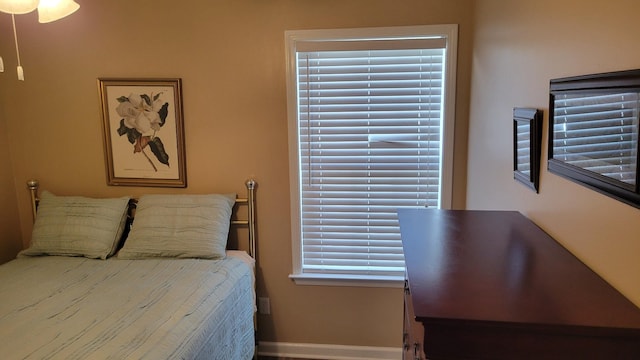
[513,107,542,192]
[548,69,640,208]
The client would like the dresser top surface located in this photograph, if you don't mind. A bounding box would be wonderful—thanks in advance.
[398,208,640,330]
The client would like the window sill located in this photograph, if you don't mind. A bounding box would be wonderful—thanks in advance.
[288,273,404,288]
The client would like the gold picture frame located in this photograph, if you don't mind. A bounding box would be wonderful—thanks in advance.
[98,78,186,187]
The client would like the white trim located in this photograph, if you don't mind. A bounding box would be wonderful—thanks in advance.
[285,24,458,282]
[288,273,404,288]
[438,24,457,210]
[285,27,304,278]
[258,341,402,360]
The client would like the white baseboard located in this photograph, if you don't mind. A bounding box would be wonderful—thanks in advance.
[258,341,402,360]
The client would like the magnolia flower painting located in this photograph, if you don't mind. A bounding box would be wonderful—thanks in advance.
[99,79,186,187]
[115,92,170,172]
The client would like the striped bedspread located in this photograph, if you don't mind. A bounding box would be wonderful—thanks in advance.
[0,252,255,359]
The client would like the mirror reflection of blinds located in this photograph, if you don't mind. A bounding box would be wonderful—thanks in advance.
[552,92,639,185]
[297,45,445,278]
[516,123,531,175]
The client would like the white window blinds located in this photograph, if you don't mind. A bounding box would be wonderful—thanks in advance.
[286,25,457,284]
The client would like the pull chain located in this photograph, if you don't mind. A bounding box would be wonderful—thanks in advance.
[11,14,24,81]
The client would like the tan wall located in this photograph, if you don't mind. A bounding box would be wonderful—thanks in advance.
[468,0,640,306]
[0,0,474,347]
[0,108,21,263]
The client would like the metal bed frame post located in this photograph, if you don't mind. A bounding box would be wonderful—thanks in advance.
[27,179,39,224]
[235,179,258,359]
[231,179,257,259]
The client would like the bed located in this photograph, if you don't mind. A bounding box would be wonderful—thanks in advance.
[0,180,257,360]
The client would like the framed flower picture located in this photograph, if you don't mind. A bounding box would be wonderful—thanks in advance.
[98,78,187,187]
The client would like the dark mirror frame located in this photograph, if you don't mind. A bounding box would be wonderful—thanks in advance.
[513,107,542,192]
[548,69,640,208]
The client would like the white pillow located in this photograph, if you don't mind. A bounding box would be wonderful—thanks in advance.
[19,191,130,259]
[117,193,236,259]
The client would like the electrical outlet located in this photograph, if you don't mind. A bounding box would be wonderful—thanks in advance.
[258,297,271,315]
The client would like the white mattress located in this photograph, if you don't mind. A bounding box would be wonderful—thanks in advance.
[0,252,255,359]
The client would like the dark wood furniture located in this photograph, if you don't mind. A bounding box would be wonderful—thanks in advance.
[398,208,640,360]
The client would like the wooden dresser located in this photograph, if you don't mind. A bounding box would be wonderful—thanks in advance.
[398,208,640,360]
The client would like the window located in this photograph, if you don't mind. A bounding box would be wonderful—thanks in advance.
[285,25,458,286]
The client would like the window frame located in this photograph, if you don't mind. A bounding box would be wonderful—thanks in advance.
[285,25,458,287]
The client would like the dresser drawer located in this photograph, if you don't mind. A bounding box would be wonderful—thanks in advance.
[403,279,425,360]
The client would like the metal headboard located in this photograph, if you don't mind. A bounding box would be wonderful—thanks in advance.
[26,179,257,259]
